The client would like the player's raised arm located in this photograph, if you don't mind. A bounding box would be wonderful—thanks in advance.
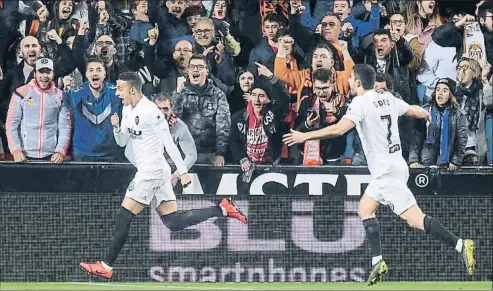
[112,113,130,147]
[283,119,356,146]
[404,105,431,123]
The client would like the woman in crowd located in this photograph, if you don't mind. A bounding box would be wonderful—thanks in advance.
[228,69,257,114]
[409,78,468,170]
[404,0,442,48]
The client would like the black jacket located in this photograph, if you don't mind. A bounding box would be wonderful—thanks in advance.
[229,76,289,164]
[294,94,348,161]
[3,42,76,97]
[350,37,415,104]
[409,105,468,166]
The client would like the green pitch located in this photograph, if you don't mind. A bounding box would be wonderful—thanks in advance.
[0,282,491,290]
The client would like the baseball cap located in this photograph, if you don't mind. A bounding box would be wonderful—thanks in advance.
[436,78,456,93]
[35,58,54,71]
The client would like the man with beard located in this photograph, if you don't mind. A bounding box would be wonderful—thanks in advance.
[274,42,353,103]
[283,64,475,286]
[73,34,129,83]
[294,68,347,165]
[5,58,71,163]
[192,17,235,86]
[64,57,122,161]
[171,54,231,167]
[288,3,350,74]
[2,35,75,101]
[351,29,415,159]
[154,93,197,186]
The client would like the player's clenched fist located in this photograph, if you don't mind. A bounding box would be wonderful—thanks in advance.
[111,113,120,128]
[181,173,191,188]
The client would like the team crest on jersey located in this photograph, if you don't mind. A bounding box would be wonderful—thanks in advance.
[207,103,214,110]
[135,116,139,125]
[27,97,34,105]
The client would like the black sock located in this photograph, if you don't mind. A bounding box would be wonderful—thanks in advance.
[161,206,223,232]
[362,218,382,258]
[103,207,135,267]
[424,215,459,248]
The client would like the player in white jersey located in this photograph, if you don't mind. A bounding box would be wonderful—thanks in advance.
[283,65,475,286]
[80,72,247,280]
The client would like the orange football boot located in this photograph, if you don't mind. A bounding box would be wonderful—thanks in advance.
[219,198,248,224]
[79,261,113,279]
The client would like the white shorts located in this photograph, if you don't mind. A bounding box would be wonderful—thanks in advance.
[365,173,417,215]
[125,173,176,207]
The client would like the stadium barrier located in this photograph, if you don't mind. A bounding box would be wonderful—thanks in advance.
[0,163,491,283]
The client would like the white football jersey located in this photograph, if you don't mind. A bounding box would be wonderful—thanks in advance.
[343,90,410,179]
[115,97,187,178]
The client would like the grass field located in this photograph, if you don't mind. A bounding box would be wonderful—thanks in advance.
[0,282,491,290]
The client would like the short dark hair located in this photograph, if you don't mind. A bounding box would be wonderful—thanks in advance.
[375,73,386,83]
[353,64,376,90]
[264,13,283,25]
[117,71,143,91]
[373,29,392,40]
[153,92,173,107]
[333,0,351,8]
[312,43,334,60]
[274,27,291,42]
[182,5,204,18]
[478,1,493,18]
[321,12,342,24]
[313,68,332,83]
[85,56,105,68]
[375,73,394,91]
[189,53,209,69]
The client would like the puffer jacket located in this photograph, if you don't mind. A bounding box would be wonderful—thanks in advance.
[409,104,468,166]
[5,79,71,158]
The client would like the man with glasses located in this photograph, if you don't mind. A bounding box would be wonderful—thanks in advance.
[151,39,194,94]
[294,68,348,165]
[154,93,197,186]
[192,17,235,86]
[171,54,231,167]
[73,34,130,83]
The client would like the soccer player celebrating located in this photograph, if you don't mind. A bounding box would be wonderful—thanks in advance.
[80,72,247,279]
[283,65,475,286]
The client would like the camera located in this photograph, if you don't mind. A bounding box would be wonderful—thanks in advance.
[307,109,318,119]
[211,31,224,47]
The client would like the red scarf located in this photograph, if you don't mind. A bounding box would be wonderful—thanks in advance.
[246,103,271,164]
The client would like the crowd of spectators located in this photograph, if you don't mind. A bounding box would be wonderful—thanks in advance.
[0,0,491,174]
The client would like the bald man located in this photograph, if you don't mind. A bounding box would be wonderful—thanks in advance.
[3,35,76,96]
